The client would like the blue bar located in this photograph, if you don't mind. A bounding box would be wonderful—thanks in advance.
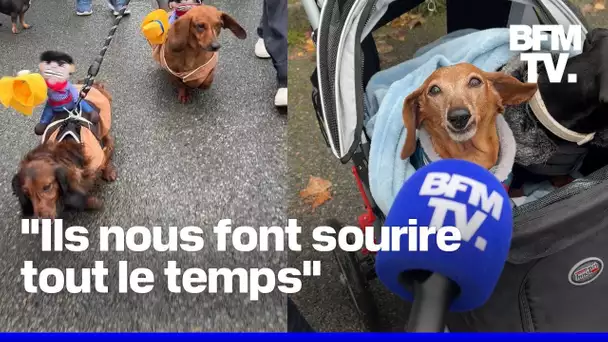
[0,333,607,341]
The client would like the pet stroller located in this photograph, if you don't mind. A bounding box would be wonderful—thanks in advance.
[302,0,608,332]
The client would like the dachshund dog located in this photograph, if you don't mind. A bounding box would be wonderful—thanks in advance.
[0,0,31,34]
[153,5,247,103]
[12,140,102,218]
[400,63,538,170]
[12,82,116,219]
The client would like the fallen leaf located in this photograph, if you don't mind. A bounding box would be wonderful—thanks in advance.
[390,13,411,28]
[304,38,316,52]
[391,13,426,29]
[389,28,408,41]
[299,176,333,210]
[376,40,394,53]
[408,16,425,29]
[594,0,605,10]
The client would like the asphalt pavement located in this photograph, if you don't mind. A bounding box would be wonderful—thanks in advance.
[0,0,286,332]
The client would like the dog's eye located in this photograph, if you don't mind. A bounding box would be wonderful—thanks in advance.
[42,184,52,192]
[196,23,205,32]
[428,85,441,95]
[468,77,482,87]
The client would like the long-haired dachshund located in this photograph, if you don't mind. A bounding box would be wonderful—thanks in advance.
[400,63,538,170]
[153,5,247,103]
[12,82,116,219]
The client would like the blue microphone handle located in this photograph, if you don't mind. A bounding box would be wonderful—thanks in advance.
[405,272,459,332]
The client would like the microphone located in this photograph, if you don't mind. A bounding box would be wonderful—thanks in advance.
[375,159,512,332]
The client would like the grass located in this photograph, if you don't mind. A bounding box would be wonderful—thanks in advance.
[288,1,311,50]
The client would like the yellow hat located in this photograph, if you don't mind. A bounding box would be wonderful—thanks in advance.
[141,9,170,45]
[0,72,47,116]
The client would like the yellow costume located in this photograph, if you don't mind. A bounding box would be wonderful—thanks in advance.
[141,9,170,45]
[0,71,47,116]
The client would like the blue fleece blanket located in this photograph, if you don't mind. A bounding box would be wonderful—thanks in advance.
[365,28,519,215]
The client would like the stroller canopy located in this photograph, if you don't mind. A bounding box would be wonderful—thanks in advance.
[316,0,588,161]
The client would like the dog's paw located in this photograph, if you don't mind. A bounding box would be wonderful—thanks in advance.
[102,165,118,182]
[86,196,104,210]
[177,88,190,104]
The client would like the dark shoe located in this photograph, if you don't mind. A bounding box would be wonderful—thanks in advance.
[34,123,48,136]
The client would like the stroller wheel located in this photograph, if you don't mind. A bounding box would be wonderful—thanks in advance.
[328,219,380,331]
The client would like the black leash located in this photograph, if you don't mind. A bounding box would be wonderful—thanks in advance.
[74,0,132,110]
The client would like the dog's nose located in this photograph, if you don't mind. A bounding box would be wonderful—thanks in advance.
[210,42,221,51]
[447,108,471,130]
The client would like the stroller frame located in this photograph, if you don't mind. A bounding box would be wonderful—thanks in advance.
[302,0,589,331]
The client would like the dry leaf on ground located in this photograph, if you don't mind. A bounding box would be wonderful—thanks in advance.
[389,28,408,41]
[390,13,425,29]
[299,176,333,210]
[304,37,316,52]
[376,40,394,53]
[583,0,605,14]
[594,0,605,10]
[408,15,425,29]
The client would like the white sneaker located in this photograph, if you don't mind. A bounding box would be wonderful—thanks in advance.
[275,87,287,107]
[255,38,271,59]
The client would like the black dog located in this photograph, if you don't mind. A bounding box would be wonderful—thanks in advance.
[0,0,31,34]
[501,27,608,176]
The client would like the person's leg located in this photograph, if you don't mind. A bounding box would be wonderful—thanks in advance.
[105,0,132,16]
[262,0,288,106]
[76,0,93,16]
[255,3,271,59]
[257,11,265,38]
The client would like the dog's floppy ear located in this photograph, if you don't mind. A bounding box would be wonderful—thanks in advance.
[221,12,247,39]
[12,173,33,217]
[54,167,88,211]
[400,86,424,160]
[55,167,70,195]
[166,16,192,51]
[484,71,538,106]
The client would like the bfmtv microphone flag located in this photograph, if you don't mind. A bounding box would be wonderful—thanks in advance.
[376,159,512,312]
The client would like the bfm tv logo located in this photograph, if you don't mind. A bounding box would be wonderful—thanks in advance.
[510,25,583,83]
[418,172,504,252]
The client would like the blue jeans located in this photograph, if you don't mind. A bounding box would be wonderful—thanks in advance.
[107,0,129,9]
[76,0,92,12]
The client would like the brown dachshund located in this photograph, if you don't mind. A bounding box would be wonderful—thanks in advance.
[153,5,247,103]
[12,82,117,219]
[400,63,538,169]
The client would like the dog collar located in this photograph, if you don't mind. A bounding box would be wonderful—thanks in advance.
[528,89,596,145]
